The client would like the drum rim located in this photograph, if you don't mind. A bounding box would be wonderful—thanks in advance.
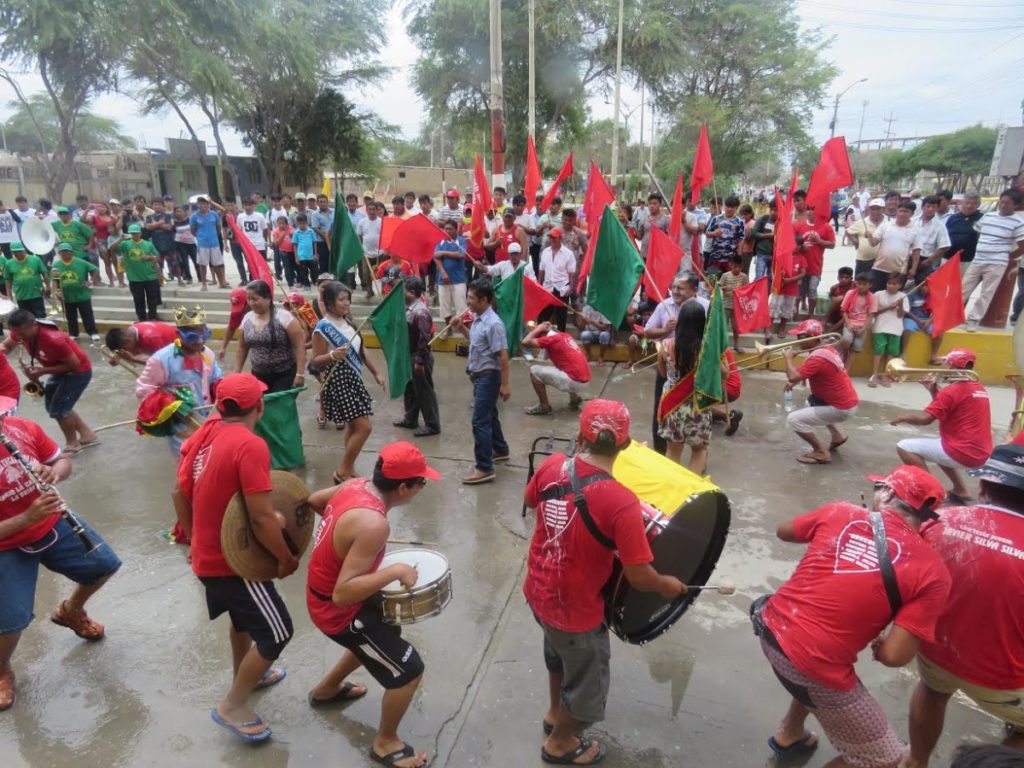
[379,548,451,593]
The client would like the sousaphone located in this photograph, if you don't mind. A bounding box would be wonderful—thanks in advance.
[21,216,56,256]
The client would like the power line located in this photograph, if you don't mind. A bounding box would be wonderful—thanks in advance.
[799,0,1023,23]
[801,16,1024,32]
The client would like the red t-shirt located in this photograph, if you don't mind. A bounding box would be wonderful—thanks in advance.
[176,418,274,578]
[797,349,859,410]
[0,416,62,550]
[0,354,20,401]
[17,325,91,373]
[306,478,387,635]
[762,502,951,690]
[924,381,993,468]
[920,505,1024,688]
[523,454,653,632]
[537,333,591,383]
[494,225,519,262]
[134,321,179,354]
[840,289,877,330]
[781,254,806,297]
[794,220,835,277]
[724,348,741,401]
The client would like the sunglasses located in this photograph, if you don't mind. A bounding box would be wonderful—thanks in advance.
[178,328,212,344]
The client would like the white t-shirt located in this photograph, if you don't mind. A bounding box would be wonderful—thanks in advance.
[486,259,536,282]
[357,217,382,257]
[973,212,1024,267]
[236,212,268,250]
[917,215,951,259]
[0,210,17,244]
[873,221,921,273]
[872,290,905,336]
[538,246,576,293]
[267,207,289,230]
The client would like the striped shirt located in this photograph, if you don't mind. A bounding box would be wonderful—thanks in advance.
[973,212,1024,266]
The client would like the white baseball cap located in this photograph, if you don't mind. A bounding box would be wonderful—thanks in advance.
[868,197,885,207]
[508,243,522,254]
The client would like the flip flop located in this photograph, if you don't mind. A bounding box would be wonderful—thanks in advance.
[767,731,818,756]
[78,439,101,450]
[829,437,848,451]
[369,743,427,766]
[307,681,367,707]
[62,446,81,456]
[254,667,286,691]
[796,454,831,465]
[210,708,272,743]
[542,738,606,765]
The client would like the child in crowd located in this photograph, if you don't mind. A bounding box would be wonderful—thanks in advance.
[578,302,613,365]
[291,213,317,288]
[869,271,907,387]
[375,251,415,296]
[840,272,876,372]
[824,266,853,331]
[271,215,295,287]
[901,282,942,362]
[768,250,805,340]
[718,254,749,351]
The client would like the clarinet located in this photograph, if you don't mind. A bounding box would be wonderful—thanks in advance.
[0,430,98,553]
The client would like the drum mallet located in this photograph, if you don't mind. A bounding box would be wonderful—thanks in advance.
[686,580,736,595]
[387,538,437,547]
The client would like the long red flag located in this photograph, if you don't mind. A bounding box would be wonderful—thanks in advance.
[524,275,566,321]
[537,152,573,214]
[668,173,684,244]
[380,216,402,252]
[524,136,542,210]
[644,226,682,301]
[468,155,490,252]
[925,252,964,337]
[576,161,616,292]
[689,123,713,205]
[771,188,796,295]
[733,277,771,333]
[226,214,273,294]
[387,214,448,265]
[806,137,853,224]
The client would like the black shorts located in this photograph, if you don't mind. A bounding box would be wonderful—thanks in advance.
[200,576,293,661]
[327,602,424,690]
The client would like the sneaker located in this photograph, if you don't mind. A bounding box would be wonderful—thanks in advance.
[492,453,510,463]
[90,334,101,343]
[462,469,495,485]
[524,403,553,415]
[724,409,743,436]
[965,323,979,333]
[867,375,879,388]
[568,392,583,410]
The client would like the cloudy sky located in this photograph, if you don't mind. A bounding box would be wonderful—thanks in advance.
[1,0,1021,159]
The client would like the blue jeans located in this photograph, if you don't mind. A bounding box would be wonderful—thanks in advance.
[755,255,772,281]
[471,370,508,472]
[44,369,91,419]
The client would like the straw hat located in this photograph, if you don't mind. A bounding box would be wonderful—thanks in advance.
[221,470,314,580]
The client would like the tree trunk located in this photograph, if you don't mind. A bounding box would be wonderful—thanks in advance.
[201,101,240,203]
[155,81,214,189]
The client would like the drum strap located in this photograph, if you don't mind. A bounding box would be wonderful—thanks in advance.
[536,458,616,550]
[869,510,903,618]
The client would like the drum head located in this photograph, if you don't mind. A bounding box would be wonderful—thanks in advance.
[380,549,449,592]
[610,489,730,645]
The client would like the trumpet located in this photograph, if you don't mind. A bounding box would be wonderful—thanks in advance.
[18,353,44,397]
[734,333,842,372]
[886,358,980,383]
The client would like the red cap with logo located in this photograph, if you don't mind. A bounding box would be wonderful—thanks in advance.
[0,395,17,416]
[446,188,461,198]
[943,348,976,369]
[787,319,823,337]
[549,227,563,239]
[215,373,268,412]
[580,399,631,449]
[286,292,305,306]
[866,465,945,512]
[379,441,441,480]
[229,287,248,325]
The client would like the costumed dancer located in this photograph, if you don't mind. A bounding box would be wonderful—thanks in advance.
[0,397,121,711]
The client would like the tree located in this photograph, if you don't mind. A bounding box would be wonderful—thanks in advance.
[2,96,136,159]
[879,126,998,192]
[0,0,125,200]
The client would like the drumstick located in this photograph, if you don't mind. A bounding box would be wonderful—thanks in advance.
[387,538,437,547]
[687,581,736,595]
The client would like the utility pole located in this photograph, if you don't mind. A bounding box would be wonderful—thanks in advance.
[637,82,644,198]
[528,0,535,140]
[609,0,624,195]
[857,100,868,145]
[649,106,655,170]
[488,0,505,187]
[829,78,868,138]
[883,111,898,147]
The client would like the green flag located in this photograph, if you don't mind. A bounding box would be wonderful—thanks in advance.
[367,285,412,399]
[584,206,644,326]
[330,192,363,277]
[693,284,729,411]
[254,387,306,469]
[492,266,525,357]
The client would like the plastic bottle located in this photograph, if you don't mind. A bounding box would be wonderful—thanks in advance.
[783,389,795,412]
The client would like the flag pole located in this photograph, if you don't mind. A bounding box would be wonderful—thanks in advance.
[641,262,666,303]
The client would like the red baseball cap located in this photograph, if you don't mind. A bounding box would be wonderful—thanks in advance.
[0,395,17,416]
[942,348,976,369]
[379,441,441,481]
[215,373,267,412]
[549,227,563,239]
[788,319,823,337]
[580,399,631,449]
[286,291,305,306]
[446,188,460,198]
[867,465,945,512]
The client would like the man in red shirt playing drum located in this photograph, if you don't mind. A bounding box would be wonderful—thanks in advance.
[782,319,859,465]
[523,400,687,766]
[752,466,951,767]
[904,443,1024,766]
[102,320,179,365]
[2,310,98,454]
[890,348,992,505]
[173,373,299,744]
[305,441,440,768]
[522,321,591,415]
[0,396,121,711]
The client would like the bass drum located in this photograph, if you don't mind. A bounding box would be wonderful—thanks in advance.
[604,440,731,645]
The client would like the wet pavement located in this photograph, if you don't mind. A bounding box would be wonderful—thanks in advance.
[1,350,1008,767]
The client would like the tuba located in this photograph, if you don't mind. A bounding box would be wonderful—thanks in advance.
[21,216,57,256]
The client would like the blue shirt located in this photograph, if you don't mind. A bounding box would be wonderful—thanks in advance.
[468,306,507,373]
[189,210,221,248]
[435,236,468,285]
[311,209,333,243]
[347,208,367,228]
[292,228,316,261]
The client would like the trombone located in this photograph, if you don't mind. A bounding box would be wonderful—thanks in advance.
[630,341,663,374]
[886,358,980,383]
[734,333,842,372]
[93,343,142,377]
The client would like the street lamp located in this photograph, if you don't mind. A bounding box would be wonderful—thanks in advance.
[829,78,868,138]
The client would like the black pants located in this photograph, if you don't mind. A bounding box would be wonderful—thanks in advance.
[538,288,569,331]
[529,243,542,278]
[176,242,198,280]
[230,242,248,284]
[253,365,296,393]
[272,246,284,281]
[18,297,47,319]
[129,280,160,321]
[281,250,297,286]
[360,256,378,295]
[652,372,667,455]
[316,241,331,275]
[64,300,97,337]
[403,356,440,431]
[296,260,316,287]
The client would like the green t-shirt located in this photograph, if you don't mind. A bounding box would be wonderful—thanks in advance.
[117,238,160,282]
[52,256,97,304]
[5,254,48,300]
[52,219,94,257]
[255,203,269,215]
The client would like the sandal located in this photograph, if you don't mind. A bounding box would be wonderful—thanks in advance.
[541,738,607,765]
[829,436,848,451]
[0,670,15,711]
[254,667,286,691]
[796,453,831,465]
[524,403,553,416]
[50,601,105,641]
[307,681,367,707]
[210,708,272,743]
[767,730,818,756]
[317,414,327,430]
[370,743,427,766]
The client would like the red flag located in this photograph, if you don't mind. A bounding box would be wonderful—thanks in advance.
[538,152,573,214]
[788,167,800,202]
[524,136,542,210]
[668,173,684,244]
[806,137,853,224]
[644,226,682,301]
[226,214,273,294]
[733,277,771,333]
[380,216,402,252]
[772,189,796,295]
[469,155,490,250]
[925,252,964,337]
[576,162,616,292]
[473,154,493,213]
[523,275,566,321]
[387,214,448,265]
[689,123,713,205]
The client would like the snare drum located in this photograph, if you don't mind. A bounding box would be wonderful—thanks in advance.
[379,549,453,625]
